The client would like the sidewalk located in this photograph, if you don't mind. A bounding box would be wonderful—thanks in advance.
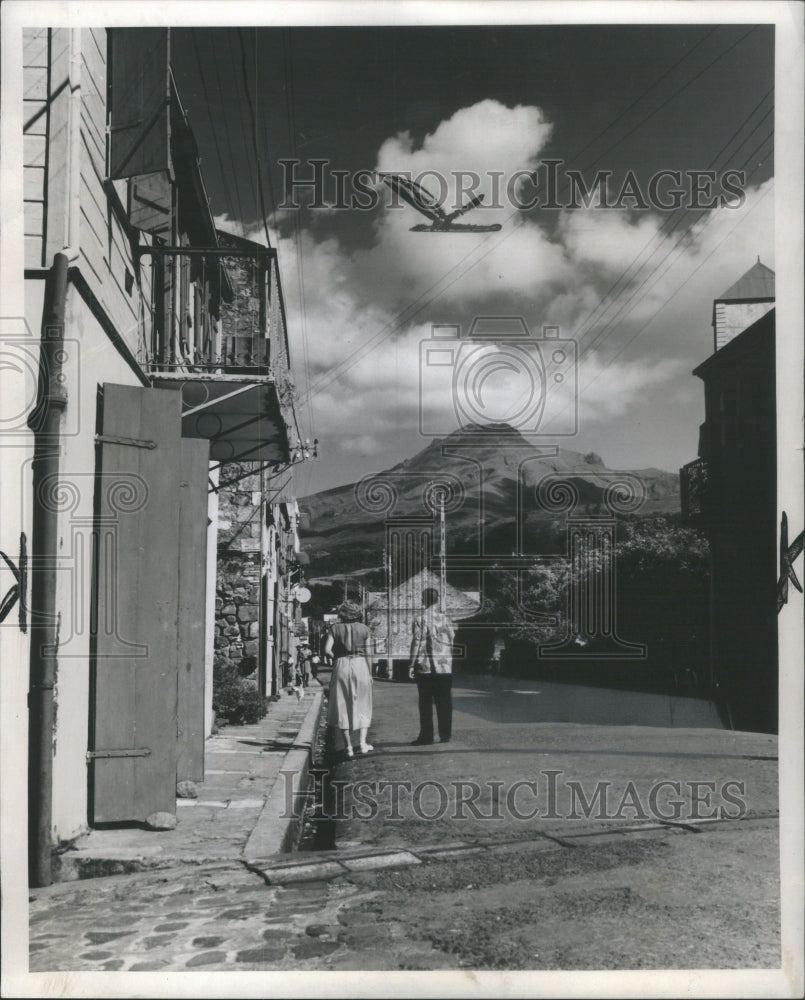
[54,683,324,881]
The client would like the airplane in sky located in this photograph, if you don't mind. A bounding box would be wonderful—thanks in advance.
[379,173,502,233]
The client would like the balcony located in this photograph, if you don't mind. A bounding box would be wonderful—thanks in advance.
[144,239,297,466]
[680,458,710,526]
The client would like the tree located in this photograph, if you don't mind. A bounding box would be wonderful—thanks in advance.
[474,515,710,688]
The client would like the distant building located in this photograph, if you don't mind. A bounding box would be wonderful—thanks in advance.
[711,259,775,352]
[681,262,777,732]
[365,567,480,662]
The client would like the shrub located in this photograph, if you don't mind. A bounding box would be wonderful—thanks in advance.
[213,654,266,725]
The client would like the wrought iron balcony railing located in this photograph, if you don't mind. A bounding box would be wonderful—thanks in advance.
[136,243,291,384]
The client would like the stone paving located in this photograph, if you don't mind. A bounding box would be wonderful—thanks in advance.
[54,685,323,879]
[28,856,429,972]
[27,813,781,972]
[19,673,788,981]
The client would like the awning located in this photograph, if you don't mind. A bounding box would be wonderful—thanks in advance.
[151,373,290,463]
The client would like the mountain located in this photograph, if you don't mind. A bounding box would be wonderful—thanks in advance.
[298,423,681,582]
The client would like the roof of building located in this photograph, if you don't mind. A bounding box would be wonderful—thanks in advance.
[695,307,775,379]
[715,261,775,303]
[365,568,481,622]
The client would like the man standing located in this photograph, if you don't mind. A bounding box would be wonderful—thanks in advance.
[407,587,455,745]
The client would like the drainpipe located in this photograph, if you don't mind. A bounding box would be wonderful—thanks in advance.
[27,28,82,888]
[27,253,70,887]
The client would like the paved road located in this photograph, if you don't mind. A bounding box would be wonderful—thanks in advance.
[25,672,781,975]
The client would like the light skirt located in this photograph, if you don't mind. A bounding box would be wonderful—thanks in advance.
[327,655,372,730]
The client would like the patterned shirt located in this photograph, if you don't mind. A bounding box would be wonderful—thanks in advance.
[411,608,455,675]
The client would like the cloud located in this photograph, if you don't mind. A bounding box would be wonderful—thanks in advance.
[376,99,553,210]
[216,104,774,486]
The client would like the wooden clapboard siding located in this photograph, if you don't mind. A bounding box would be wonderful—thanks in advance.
[23,28,49,267]
[43,28,72,262]
[80,30,106,168]
[23,26,49,66]
[73,28,147,362]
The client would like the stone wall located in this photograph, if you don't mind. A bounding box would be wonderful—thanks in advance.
[214,463,263,720]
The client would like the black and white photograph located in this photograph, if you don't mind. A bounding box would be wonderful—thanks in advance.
[1,1,802,996]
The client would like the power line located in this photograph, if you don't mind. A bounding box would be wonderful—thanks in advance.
[298,26,761,406]
[190,33,238,228]
[416,26,764,353]
[204,32,249,229]
[575,175,774,403]
[574,129,774,366]
[570,89,774,342]
[283,27,316,458]
[571,100,774,354]
[223,29,260,237]
[237,27,273,249]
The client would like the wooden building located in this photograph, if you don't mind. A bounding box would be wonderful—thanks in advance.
[365,568,480,666]
[14,27,304,884]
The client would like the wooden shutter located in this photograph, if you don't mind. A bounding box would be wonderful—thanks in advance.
[129,171,173,235]
[90,383,183,823]
[108,28,171,180]
[176,437,210,783]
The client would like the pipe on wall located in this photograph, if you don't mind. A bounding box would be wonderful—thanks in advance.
[27,252,70,887]
[27,27,83,887]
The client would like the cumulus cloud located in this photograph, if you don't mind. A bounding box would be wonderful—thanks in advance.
[376,99,553,210]
[217,102,774,487]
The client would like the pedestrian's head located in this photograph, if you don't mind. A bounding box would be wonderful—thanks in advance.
[337,601,363,623]
[422,587,439,608]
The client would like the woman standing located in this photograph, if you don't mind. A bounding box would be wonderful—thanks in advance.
[324,602,374,757]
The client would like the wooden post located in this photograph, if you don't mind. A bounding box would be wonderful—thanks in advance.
[439,498,446,612]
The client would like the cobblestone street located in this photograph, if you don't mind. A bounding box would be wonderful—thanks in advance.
[27,817,781,973]
[22,673,785,979]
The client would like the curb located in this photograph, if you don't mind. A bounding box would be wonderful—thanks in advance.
[247,810,781,885]
[52,689,326,882]
[243,687,325,860]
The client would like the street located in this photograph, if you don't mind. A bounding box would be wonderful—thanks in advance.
[27,671,780,973]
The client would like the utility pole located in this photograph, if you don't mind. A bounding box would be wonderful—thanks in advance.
[439,496,446,612]
[384,545,393,676]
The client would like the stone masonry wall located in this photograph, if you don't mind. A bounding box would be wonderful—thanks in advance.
[214,463,263,717]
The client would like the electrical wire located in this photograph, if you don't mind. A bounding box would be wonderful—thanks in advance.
[190,32,239,231]
[283,27,317,482]
[297,26,763,406]
[237,27,273,249]
[571,89,774,341]
[576,173,774,404]
[574,129,774,366]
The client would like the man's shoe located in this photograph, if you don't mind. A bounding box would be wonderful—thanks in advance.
[440,737,452,743]
[410,737,434,745]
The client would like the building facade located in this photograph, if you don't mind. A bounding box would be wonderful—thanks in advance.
[681,264,777,733]
[12,27,303,885]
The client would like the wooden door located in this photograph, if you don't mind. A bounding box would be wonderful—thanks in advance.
[90,383,182,823]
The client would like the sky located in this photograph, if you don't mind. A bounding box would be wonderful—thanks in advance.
[169,23,775,497]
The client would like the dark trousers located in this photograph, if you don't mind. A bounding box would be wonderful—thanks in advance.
[416,673,452,741]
